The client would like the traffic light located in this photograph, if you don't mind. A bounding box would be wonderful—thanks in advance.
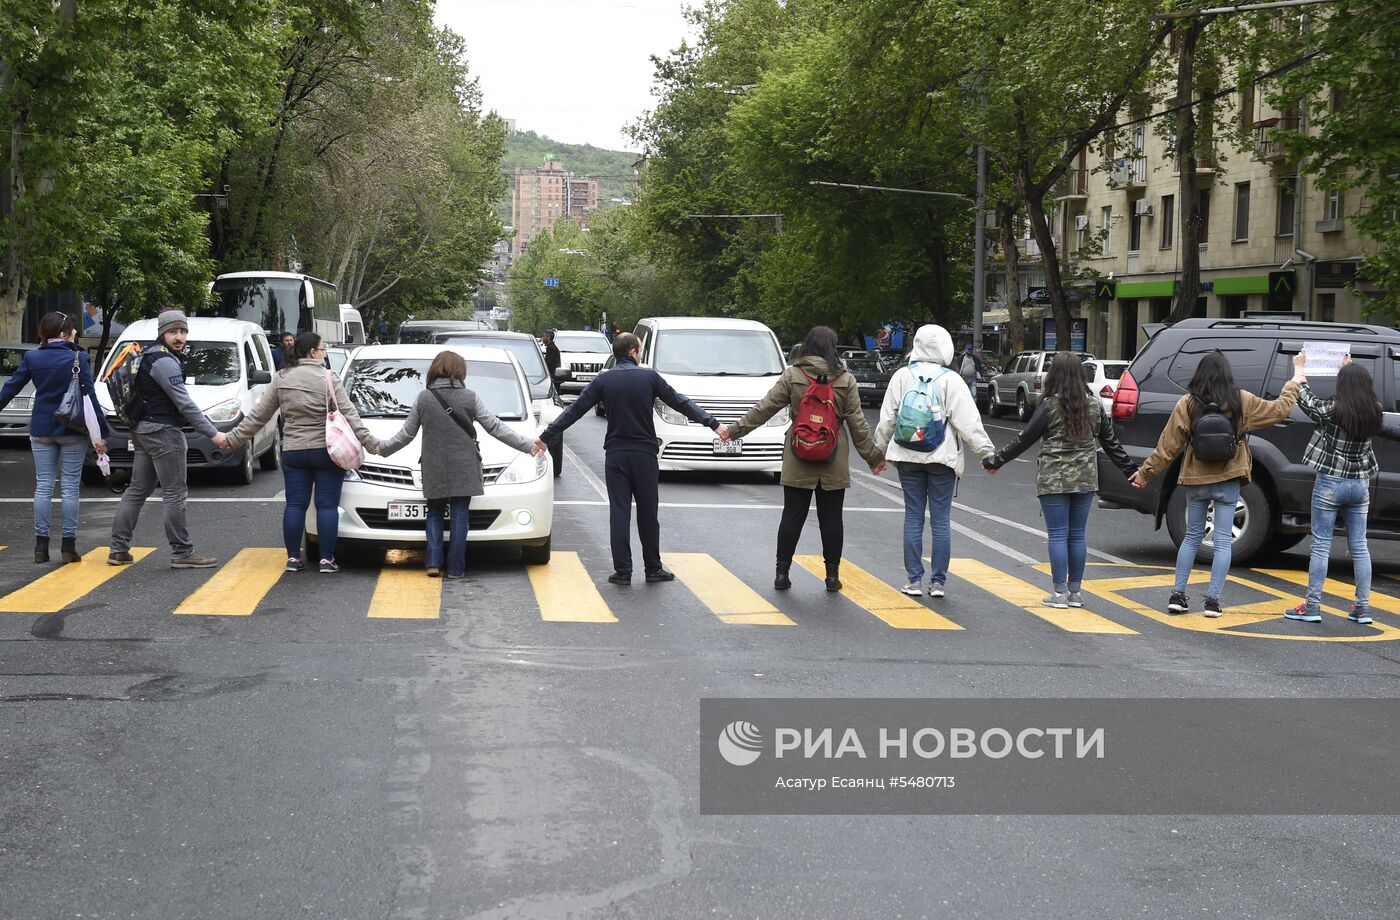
[1267,270,1296,310]
[1095,280,1116,301]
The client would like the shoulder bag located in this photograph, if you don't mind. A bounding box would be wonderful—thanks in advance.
[324,372,365,470]
[54,352,90,433]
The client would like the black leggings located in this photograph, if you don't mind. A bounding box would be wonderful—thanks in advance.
[776,485,845,566]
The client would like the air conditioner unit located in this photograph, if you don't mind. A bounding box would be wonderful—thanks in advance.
[1134,199,1155,217]
[1074,214,1091,231]
[1108,160,1132,184]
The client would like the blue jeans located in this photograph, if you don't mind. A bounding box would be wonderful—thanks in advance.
[898,462,957,584]
[1039,491,1094,592]
[31,435,86,538]
[1173,479,1242,599]
[1305,474,1371,613]
[425,497,471,575]
[283,448,344,560]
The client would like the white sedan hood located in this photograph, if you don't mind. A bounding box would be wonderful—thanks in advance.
[360,416,536,471]
[655,371,783,401]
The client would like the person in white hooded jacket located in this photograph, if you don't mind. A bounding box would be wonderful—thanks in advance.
[874,324,996,598]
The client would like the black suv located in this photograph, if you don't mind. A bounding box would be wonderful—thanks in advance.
[1096,318,1400,563]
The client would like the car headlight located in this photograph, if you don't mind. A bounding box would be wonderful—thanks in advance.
[654,399,689,425]
[206,398,242,423]
[10,396,32,411]
[343,469,362,482]
[765,407,790,427]
[496,449,549,485]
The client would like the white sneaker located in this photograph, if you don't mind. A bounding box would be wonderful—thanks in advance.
[1042,592,1069,609]
[928,583,946,599]
[900,581,923,596]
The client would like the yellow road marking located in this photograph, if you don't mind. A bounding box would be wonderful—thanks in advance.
[1255,568,1400,617]
[528,552,616,623]
[663,553,794,625]
[173,548,287,617]
[367,566,442,620]
[955,559,1137,634]
[0,548,155,613]
[795,556,962,630]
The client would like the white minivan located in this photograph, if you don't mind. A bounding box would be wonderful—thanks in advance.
[632,316,787,474]
[92,317,280,485]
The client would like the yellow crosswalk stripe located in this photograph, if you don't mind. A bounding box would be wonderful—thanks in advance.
[528,551,616,623]
[173,548,287,617]
[1255,568,1400,617]
[663,552,794,625]
[367,566,442,619]
[0,548,156,613]
[952,559,1137,634]
[795,556,962,630]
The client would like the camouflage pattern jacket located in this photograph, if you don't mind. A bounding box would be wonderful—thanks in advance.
[984,395,1136,496]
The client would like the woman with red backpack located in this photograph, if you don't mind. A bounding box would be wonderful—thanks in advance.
[726,326,885,592]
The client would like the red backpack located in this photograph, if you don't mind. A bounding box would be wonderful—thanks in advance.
[792,370,841,462]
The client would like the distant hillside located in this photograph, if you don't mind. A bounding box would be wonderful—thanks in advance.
[496,130,640,225]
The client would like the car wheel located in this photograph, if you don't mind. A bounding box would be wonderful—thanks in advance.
[1166,479,1273,565]
[1016,392,1031,423]
[521,536,551,566]
[259,435,280,471]
[232,444,255,485]
[987,392,1003,418]
[549,438,564,478]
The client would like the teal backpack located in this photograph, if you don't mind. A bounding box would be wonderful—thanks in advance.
[893,363,950,452]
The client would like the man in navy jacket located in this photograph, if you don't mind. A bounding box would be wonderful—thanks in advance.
[535,332,729,584]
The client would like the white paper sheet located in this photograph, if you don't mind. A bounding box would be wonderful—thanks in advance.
[1303,341,1350,377]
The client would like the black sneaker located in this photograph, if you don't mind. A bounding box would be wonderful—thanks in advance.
[319,558,339,574]
[607,571,631,585]
[1203,596,1223,618]
[285,557,305,573]
[645,568,675,583]
[1167,591,1189,614]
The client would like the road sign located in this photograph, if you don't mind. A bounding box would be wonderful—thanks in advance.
[1095,280,1117,301]
[1268,270,1296,310]
[543,278,560,288]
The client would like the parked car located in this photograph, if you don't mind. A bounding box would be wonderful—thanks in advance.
[91,317,280,484]
[551,330,612,400]
[845,353,893,406]
[324,344,357,377]
[325,344,553,564]
[396,319,493,343]
[988,350,1095,422]
[1082,358,1130,416]
[1096,317,1400,563]
[433,330,566,477]
[0,343,37,436]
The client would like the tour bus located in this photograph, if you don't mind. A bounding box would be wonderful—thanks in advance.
[207,271,351,344]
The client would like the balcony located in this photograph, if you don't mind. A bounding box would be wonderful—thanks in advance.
[1108,157,1147,189]
[1253,116,1299,164]
[1056,167,1090,201]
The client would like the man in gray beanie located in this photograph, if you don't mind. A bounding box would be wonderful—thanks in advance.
[108,309,221,568]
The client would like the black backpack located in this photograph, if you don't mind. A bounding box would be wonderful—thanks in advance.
[1191,399,1238,462]
[102,342,164,426]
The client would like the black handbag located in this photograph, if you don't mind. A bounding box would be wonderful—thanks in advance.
[53,353,89,433]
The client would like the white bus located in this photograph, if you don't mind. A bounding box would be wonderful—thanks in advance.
[207,271,350,344]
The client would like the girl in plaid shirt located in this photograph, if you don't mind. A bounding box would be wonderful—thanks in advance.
[1288,354,1400,624]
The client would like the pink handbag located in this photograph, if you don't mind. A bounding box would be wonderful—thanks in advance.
[324,373,364,470]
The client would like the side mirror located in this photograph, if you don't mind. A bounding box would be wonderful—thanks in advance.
[249,369,272,386]
[553,366,572,382]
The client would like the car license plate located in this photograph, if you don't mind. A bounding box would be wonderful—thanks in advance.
[387,502,448,521]
[712,439,742,455]
[575,373,596,382]
[858,382,876,388]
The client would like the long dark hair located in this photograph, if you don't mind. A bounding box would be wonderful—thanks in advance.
[1186,351,1242,430]
[1332,363,1383,439]
[1043,352,1092,439]
[292,332,322,361]
[798,325,843,377]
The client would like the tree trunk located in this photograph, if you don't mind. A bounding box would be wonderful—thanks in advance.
[998,200,1026,354]
[1020,174,1073,351]
[1,113,30,343]
[1168,21,1207,324]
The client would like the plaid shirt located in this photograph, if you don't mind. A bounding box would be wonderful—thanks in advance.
[1297,383,1381,479]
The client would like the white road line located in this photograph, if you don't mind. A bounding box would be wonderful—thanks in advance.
[554,499,900,513]
[850,473,1038,565]
[0,496,286,503]
[563,444,609,501]
[951,499,1134,565]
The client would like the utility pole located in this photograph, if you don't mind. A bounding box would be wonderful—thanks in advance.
[973,146,987,352]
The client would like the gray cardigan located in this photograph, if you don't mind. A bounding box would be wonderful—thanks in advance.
[377,380,535,499]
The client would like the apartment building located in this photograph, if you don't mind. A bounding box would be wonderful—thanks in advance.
[510,159,599,259]
[1057,85,1379,360]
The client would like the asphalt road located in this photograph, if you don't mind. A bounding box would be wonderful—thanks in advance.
[4,408,1400,919]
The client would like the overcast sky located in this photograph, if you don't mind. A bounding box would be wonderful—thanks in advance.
[435,0,695,152]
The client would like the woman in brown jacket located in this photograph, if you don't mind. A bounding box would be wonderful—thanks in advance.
[727,326,885,592]
[1130,350,1304,616]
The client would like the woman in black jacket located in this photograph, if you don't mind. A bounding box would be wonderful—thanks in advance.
[0,312,110,563]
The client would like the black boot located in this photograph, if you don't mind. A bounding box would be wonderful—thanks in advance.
[774,560,792,591]
[61,537,82,564]
[34,536,49,564]
[824,561,842,593]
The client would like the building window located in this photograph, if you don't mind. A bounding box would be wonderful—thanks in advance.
[1326,188,1343,221]
[1198,189,1211,244]
[1129,205,1143,253]
[1160,195,1174,249]
[1318,293,1336,323]
[1277,179,1296,236]
[1233,182,1250,241]
[1101,206,1113,255]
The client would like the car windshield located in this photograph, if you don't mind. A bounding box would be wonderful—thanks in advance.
[180,342,240,385]
[846,358,882,373]
[438,337,547,384]
[654,330,784,376]
[397,327,437,344]
[0,347,29,376]
[1102,363,1127,381]
[326,350,349,375]
[345,358,528,420]
[554,335,610,354]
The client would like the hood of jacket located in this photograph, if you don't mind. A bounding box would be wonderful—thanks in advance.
[908,324,953,366]
[794,355,837,378]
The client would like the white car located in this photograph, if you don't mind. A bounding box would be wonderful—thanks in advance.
[1083,359,1130,416]
[552,330,612,399]
[93,317,280,484]
[0,343,37,436]
[319,344,554,564]
[632,316,788,475]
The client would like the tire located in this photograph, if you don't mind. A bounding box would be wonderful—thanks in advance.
[988,392,1004,418]
[231,444,255,485]
[521,536,551,565]
[1165,479,1274,566]
[259,435,280,471]
[550,438,564,478]
[1016,391,1031,423]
